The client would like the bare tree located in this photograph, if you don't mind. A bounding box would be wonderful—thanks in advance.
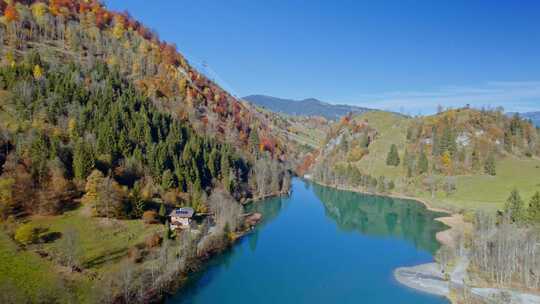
[119,261,135,302]
[59,228,81,271]
[208,189,242,231]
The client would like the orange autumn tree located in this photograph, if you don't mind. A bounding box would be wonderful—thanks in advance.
[4,3,18,22]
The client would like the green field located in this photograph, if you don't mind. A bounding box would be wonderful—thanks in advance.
[0,231,64,302]
[340,111,410,187]
[0,207,164,302]
[355,111,410,180]
[30,208,162,270]
[346,112,540,212]
[417,157,540,211]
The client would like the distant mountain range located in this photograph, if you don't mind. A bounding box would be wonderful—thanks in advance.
[243,95,373,120]
[520,112,540,127]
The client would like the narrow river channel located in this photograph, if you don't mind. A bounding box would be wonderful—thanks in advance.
[168,178,450,304]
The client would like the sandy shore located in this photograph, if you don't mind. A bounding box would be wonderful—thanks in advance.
[394,263,449,297]
[305,179,540,303]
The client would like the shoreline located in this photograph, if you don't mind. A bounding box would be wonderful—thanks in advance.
[164,188,291,301]
[304,178,463,248]
[304,178,463,303]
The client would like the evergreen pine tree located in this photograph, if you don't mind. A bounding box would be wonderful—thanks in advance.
[30,132,49,183]
[159,203,166,220]
[208,147,220,179]
[441,126,456,156]
[163,220,170,240]
[161,169,174,190]
[504,131,512,152]
[73,140,94,180]
[431,126,440,156]
[403,149,409,169]
[248,129,259,155]
[484,153,496,176]
[418,150,429,174]
[504,189,525,222]
[386,144,400,167]
[220,147,231,180]
[471,147,480,171]
[528,191,540,224]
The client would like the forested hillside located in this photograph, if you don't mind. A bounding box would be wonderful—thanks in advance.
[0,1,291,302]
[308,108,540,211]
[307,108,540,298]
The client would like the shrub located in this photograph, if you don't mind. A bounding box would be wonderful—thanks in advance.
[142,210,158,224]
[347,147,368,162]
[14,224,40,245]
[145,233,162,249]
[127,246,144,263]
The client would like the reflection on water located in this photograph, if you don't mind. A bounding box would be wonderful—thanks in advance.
[168,179,448,304]
[312,183,447,255]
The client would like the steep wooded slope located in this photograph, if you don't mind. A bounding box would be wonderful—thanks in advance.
[0,1,291,302]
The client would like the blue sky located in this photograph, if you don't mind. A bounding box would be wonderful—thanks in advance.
[106,0,540,114]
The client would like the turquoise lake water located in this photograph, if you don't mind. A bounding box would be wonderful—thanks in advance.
[168,179,450,304]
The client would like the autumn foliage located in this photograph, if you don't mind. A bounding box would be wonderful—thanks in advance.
[0,0,286,161]
[4,4,18,22]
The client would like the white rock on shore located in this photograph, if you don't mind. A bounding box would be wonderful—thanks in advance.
[394,263,449,297]
[395,261,540,304]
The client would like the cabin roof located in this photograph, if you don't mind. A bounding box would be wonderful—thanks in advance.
[169,207,194,218]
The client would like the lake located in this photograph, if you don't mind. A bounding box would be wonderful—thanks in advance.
[168,178,450,304]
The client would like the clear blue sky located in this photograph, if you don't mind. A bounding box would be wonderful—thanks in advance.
[106,0,540,114]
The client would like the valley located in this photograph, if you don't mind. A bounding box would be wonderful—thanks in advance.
[0,1,539,304]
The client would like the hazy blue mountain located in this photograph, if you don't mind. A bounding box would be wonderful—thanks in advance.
[521,112,540,127]
[243,94,373,120]
[507,111,540,127]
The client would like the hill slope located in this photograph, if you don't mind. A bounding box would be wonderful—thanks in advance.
[243,94,373,120]
[0,1,291,302]
[308,108,540,211]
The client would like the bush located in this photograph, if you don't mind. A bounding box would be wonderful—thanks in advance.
[145,233,162,249]
[14,224,41,245]
[142,210,158,224]
[127,246,144,263]
[347,147,368,162]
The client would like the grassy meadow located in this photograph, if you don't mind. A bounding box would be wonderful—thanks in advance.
[0,206,164,302]
[347,112,540,212]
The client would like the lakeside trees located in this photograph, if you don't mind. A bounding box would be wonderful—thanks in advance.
[504,189,525,223]
[528,192,540,223]
[445,189,540,297]
[0,1,293,302]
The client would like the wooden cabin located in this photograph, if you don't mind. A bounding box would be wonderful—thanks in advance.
[169,207,194,230]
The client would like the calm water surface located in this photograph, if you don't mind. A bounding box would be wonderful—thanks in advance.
[168,179,449,304]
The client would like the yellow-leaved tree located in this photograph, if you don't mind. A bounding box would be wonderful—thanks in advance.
[33,65,43,80]
[31,2,48,24]
[82,170,104,205]
[441,151,452,174]
[112,15,125,39]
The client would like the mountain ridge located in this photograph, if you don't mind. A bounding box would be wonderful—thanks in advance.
[519,111,540,127]
[243,94,373,120]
